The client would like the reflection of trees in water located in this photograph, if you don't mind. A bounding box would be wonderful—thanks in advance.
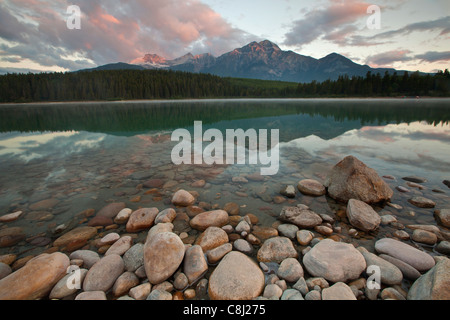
[0,100,449,137]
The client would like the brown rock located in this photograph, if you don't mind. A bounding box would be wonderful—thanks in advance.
[223,202,240,215]
[346,199,381,232]
[172,189,195,207]
[0,227,25,248]
[29,198,59,211]
[189,210,229,231]
[195,226,229,251]
[297,179,326,196]
[96,202,126,219]
[208,251,265,300]
[53,226,97,250]
[112,271,139,297]
[88,215,113,227]
[257,236,298,263]
[0,253,69,300]
[252,226,278,240]
[324,155,393,204]
[143,179,164,188]
[279,206,322,228]
[184,245,208,284]
[83,254,124,292]
[408,258,450,300]
[144,232,185,284]
[408,197,436,208]
[126,208,159,232]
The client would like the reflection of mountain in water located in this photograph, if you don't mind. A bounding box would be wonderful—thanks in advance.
[0,99,449,141]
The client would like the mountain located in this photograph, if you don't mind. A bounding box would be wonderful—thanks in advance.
[85,40,408,82]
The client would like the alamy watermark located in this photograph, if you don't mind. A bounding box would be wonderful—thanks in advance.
[171,121,280,175]
[366,5,381,30]
[66,5,81,30]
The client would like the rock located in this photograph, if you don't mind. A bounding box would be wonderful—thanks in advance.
[208,251,265,300]
[277,224,299,239]
[263,284,283,299]
[396,186,410,193]
[206,243,233,264]
[381,287,405,300]
[29,198,58,211]
[408,197,435,208]
[297,179,326,196]
[174,272,189,290]
[324,155,393,204]
[434,209,450,227]
[279,206,322,228]
[189,210,229,231]
[305,290,321,300]
[0,227,25,248]
[114,208,132,224]
[408,258,450,300]
[374,238,435,272]
[281,289,304,300]
[99,232,120,246]
[143,179,164,188]
[293,277,309,296]
[0,211,22,223]
[195,226,229,251]
[380,214,397,225]
[232,176,249,183]
[378,254,421,280]
[155,208,176,224]
[172,189,195,207]
[184,245,208,284]
[105,236,133,256]
[146,222,174,243]
[223,202,240,215]
[126,208,159,232]
[296,230,313,246]
[233,239,254,255]
[322,282,356,300]
[53,226,97,251]
[393,230,410,240]
[69,250,100,269]
[346,199,381,232]
[357,248,403,285]
[97,202,126,219]
[144,232,185,284]
[112,271,139,297]
[411,229,438,245]
[257,237,298,263]
[235,220,251,234]
[443,180,450,188]
[83,254,124,292]
[0,262,12,280]
[303,239,366,283]
[49,268,88,299]
[75,291,107,300]
[403,176,427,183]
[314,225,333,236]
[436,241,450,255]
[0,252,69,300]
[280,185,296,198]
[147,289,172,300]
[252,226,278,240]
[277,258,304,282]
[87,215,113,227]
[129,283,151,300]
[123,243,144,272]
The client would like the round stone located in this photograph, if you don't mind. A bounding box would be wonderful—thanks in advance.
[297,179,326,196]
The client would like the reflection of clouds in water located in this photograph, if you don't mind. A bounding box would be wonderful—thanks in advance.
[281,121,450,176]
[0,131,106,162]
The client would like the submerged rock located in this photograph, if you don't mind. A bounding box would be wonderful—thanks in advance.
[279,206,322,229]
[297,179,326,196]
[324,155,393,204]
[408,197,436,208]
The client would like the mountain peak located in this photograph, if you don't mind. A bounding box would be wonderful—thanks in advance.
[259,40,281,51]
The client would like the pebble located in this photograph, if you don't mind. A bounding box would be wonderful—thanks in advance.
[411,229,438,245]
[277,258,304,283]
[49,268,88,299]
[235,220,251,234]
[277,224,299,239]
[434,209,450,227]
[144,232,185,285]
[206,243,233,264]
[357,247,403,285]
[88,215,113,227]
[105,236,133,256]
[279,206,322,229]
[53,226,97,251]
[380,214,397,225]
[263,284,283,299]
[378,254,421,280]
[375,238,435,272]
[0,211,22,223]
[99,232,120,246]
[114,208,132,224]
[189,210,229,231]
[408,196,436,208]
[0,262,12,280]
[297,179,326,196]
[281,289,303,300]
[195,226,229,251]
[393,230,410,240]
[155,208,177,224]
[304,290,321,300]
[174,272,189,290]
[83,254,124,292]
[129,283,151,300]
[321,282,356,300]
[112,271,139,297]
[296,230,313,246]
[280,185,296,198]
[443,180,450,188]
[75,291,107,300]
[184,245,208,284]
[403,176,427,183]
[233,239,254,255]
[257,237,298,263]
[435,241,450,255]
[381,287,406,300]
[172,189,195,207]
[97,202,126,219]
[346,199,381,232]
[126,208,159,233]
[314,225,333,236]
[69,250,100,269]
[396,186,410,193]
[293,277,309,296]
[123,243,144,272]
[223,202,240,215]
[208,251,265,300]
[147,289,172,300]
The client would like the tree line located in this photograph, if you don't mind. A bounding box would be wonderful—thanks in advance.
[0,68,449,103]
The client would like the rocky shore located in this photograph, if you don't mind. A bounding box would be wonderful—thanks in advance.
[0,155,449,300]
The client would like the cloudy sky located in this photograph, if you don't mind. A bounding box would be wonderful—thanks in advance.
[0,0,449,74]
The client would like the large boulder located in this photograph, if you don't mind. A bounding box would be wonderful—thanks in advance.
[408,258,450,300]
[303,239,366,283]
[324,156,393,204]
[0,253,69,300]
[208,251,265,300]
[346,199,381,232]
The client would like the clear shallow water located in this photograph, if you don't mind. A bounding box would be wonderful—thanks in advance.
[0,98,449,258]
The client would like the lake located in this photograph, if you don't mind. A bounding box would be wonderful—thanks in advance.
[0,98,449,261]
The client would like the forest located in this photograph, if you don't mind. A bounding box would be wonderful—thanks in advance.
[0,68,449,103]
